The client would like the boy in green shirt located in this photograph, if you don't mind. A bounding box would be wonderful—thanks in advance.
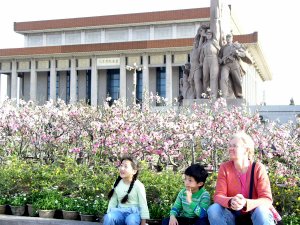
[162,164,210,225]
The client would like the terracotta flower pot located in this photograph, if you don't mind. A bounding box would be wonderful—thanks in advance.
[38,209,55,218]
[10,205,25,216]
[62,210,79,220]
[0,205,6,214]
[27,204,35,217]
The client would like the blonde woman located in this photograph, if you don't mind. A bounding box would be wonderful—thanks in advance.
[208,131,275,225]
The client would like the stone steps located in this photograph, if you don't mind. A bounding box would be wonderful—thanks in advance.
[0,215,101,225]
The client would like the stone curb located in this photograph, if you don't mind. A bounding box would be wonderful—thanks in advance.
[0,215,101,225]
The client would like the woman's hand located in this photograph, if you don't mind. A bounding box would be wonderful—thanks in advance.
[230,194,246,211]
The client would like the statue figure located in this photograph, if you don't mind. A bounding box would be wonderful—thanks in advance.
[180,62,195,99]
[200,29,221,98]
[188,25,208,98]
[219,33,252,98]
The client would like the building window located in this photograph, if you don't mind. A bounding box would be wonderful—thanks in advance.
[107,69,120,105]
[27,34,43,47]
[85,30,101,44]
[136,71,143,103]
[105,28,128,43]
[176,23,195,38]
[179,66,184,97]
[77,72,79,100]
[66,71,70,104]
[154,25,172,40]
[65,31,81,45]
[132,26,150,41]
[86,70,91,105]
[46,32,62,46]
[156,67,166,98]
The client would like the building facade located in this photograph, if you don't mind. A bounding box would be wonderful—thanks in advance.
[0,7,271,106]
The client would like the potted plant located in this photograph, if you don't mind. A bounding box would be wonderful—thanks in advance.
[0,195,8,214]
[78,198,98,221]
[61,196,80,220]
[32,188,62,218]
[26,190,41,217]
[92,195,108,221]
[8,193,27,216]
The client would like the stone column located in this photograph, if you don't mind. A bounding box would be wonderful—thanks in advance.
[11,60,18,100]
[166,53,173,104]
[50,59,56,101]
[0,74,2,101]
[30,59,37,102]
[70,58,77,104]
[142,54,149,100]
[91,56,98,106]
[119,55,126,100]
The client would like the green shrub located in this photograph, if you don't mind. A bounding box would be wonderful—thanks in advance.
[140,169,182,219]
[61,197,81,211]
[0,157,298,222]
[32,188,62,210]
[77,195,108,216]
[8,193,28,206]
[93,195,108,216]
[269,173,300,217]
[77,198,98,215]
[282,213,300,225]
[0,195,8,205]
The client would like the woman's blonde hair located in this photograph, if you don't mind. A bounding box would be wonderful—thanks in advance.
[231,131,255,160]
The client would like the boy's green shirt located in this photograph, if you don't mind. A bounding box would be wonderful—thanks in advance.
[170,187,210,218]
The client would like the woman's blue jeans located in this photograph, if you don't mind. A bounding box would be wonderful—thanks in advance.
[103,207,141,225]
[207,203,275,225]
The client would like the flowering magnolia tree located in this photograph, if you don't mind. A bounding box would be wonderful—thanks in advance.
[0,98,299,186]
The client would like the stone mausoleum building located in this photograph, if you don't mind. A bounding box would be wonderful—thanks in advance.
[0,6,271,106]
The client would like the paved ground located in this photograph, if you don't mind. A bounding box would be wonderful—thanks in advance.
[0,215,101,225]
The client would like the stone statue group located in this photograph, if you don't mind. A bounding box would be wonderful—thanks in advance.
[180,25,252,100]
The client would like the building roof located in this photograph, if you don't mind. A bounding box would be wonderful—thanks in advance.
[14,8,210,33]
[0,7,271,81]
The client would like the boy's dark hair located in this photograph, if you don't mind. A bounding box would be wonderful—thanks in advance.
[185,164,208,184]
[107,156,139,203]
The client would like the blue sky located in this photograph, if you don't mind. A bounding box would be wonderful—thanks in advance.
[0,0,298,105]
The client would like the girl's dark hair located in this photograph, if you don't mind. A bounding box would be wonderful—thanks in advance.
[107,156,139,203]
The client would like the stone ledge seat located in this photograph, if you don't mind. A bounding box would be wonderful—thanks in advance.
[0,215,101,225]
